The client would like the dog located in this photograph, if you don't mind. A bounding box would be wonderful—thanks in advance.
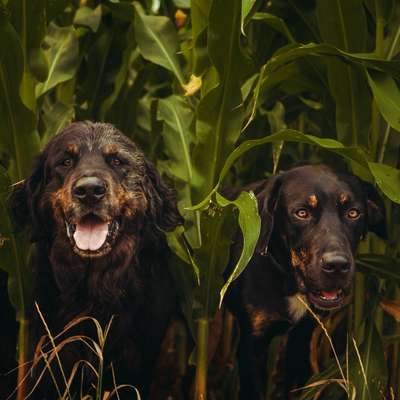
[224,164,387,399]
[10,121,182,399]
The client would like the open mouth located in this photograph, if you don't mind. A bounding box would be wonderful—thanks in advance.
[307,289,345,310]
[294,271,346,310]
[65,213,120,257]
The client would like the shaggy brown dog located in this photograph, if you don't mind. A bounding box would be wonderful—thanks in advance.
[11,121,182,399]
[224,165,387,399]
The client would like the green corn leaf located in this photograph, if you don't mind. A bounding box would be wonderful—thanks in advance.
[0,8,39,179]
[191,0,212,76]
[190,129,400,210]
[35,23,79,97]
[158,95,201,249]
[247,42,400,129]
[241,0,256,34]
[191,0,250,204]
[367,70,400,132]
[0,167,32,322]
[217,191,260,306]
[252,12,296,43]
[41,100,74,145]
[316,0,369,147]
[73,5,102,32]
[133,1,185,86]
[158,95,194,183]
[357,254,400,281]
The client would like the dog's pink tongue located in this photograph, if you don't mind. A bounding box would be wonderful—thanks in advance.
[321,290,339,300]
[73,219,108,251]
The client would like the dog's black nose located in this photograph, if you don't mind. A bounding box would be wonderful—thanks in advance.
[321,253,351,274]
[73,177,107,203]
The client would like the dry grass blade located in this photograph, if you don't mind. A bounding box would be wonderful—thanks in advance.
[296,295,350,397]
[63,359,98,400]
[351,337,369,392]
[35,302,71,398]
[26,304,117,399]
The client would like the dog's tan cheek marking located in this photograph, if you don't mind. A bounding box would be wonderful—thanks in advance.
[290,248,308,272]
[50,187,72,222]
[116,187,148,219]
[339,193,349,204]
[308,194,318,208]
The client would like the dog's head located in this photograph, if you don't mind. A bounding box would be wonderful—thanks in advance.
[11,121,182,258]
[256,165,386,310]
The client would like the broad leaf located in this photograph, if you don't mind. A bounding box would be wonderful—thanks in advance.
[73,5,102,32]
[241,0,256,34]
[217,191,260,306]
[367,70,400,132]
[0,8,39,179]
[133,2,185,86]
[158,95,201,248]
[193,208,236,319]
[316,0,369,147]
[0,167,32,321]
[99,23,136,119]
[190,130,400,209]
[248,42,400,127]
[252,12,296,43]
[192,0,250,203]
[158,95,194,183]
[191,0,212,75]
[41,100,74,145]
[35,23,79,97]
[357,254,400,281]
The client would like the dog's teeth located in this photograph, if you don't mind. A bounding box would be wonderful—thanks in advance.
[65,221,71,238]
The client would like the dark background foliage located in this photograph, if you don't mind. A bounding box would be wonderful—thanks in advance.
[0,0,400,398]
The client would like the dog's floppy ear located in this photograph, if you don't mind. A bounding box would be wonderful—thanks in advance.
[143,159,183,232]
[9,152,47,241]
[361,180,387,239]
[255,174,283,255]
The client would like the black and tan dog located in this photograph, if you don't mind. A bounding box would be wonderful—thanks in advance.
[224,164,387,399]
[10,122,182,399]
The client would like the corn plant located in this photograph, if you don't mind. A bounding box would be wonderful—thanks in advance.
[0,0,399,399]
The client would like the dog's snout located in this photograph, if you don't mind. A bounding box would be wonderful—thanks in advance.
[73,177,107,203]
[321,253,351,274]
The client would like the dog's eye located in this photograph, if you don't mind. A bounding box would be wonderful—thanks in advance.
[62,158,73,167]
[110,157,122,167]
[294,209,310,219]
[346,208,360,219]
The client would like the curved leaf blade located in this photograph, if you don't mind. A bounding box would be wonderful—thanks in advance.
[367,70,400,132]
[35,23,79,97]
[191,129,400,209]
[133,2,185,86]
[217,191,260,306]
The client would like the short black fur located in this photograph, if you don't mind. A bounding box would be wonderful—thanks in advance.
[224,164,387,400]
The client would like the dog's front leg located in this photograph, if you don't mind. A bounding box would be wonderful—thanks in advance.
[238,326,269,400]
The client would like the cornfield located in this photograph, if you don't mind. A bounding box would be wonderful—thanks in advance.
[0,0,400,399]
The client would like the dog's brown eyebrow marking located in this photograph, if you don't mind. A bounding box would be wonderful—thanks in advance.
[339,193,349,204]
[308,194,318,208]
[66,143,79,155]
[103,144,119,155]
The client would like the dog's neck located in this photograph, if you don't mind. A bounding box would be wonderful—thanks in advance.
[39,233,150,320]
